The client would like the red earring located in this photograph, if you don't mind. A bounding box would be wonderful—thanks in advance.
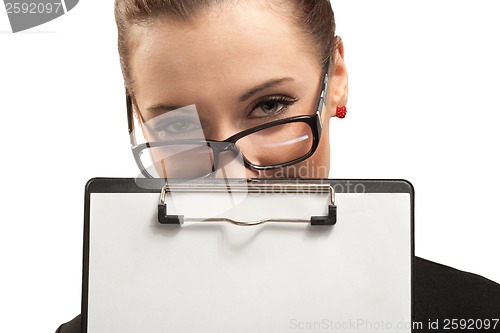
[336,105,347,118]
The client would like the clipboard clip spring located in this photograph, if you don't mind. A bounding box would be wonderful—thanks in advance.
[157,181,337,226]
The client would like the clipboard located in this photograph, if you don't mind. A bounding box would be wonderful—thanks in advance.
[82,178,414,333]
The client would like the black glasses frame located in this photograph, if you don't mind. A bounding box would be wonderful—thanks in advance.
[127,61,331,178]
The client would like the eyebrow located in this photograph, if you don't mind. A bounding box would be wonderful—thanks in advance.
[240,77,294,102]
[146,104,183,113]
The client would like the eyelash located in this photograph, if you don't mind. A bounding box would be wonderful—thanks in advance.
[249,95,298,119]
[147,116,201,139]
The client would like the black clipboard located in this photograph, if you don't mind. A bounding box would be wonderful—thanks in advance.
[82,178,415,333]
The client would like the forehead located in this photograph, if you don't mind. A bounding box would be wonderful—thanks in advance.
[128,1,320,101]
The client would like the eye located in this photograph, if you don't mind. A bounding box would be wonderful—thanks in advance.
[250,96,297,119]
[167,121,198,133]
[149,119,202,140]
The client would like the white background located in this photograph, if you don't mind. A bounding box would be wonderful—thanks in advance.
[0,1,499,332]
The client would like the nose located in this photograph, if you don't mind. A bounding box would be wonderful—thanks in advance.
[212,151,259,179]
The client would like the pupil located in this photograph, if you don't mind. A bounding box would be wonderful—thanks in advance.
[262,102,276,113]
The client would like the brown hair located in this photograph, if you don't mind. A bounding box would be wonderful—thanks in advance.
[115,0,336,93]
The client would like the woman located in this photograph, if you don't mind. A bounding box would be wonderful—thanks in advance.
[56,0,500,332]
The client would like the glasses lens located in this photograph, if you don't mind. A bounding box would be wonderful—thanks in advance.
[237,121,314,167]
[138,144,214,178]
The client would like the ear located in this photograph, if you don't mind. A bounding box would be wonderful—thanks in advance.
[327,37,348,117]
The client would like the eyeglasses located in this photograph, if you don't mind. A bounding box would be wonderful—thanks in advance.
[127,62,331,179]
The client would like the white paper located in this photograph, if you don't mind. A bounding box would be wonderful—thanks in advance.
[87,192,411,333]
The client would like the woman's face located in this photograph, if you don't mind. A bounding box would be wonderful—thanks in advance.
[129,1,347,179]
